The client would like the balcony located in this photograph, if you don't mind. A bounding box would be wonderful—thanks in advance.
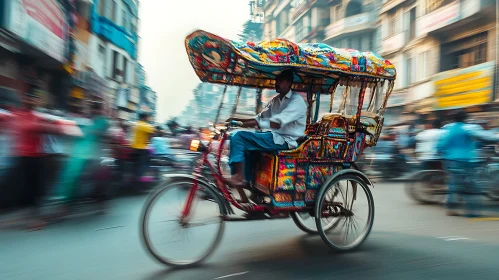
[273,0,291,17]
[295,26,311,42]
[415,1,460,38]
[324,13,374,41]
[381,32,405,55]
[291,0,317,21]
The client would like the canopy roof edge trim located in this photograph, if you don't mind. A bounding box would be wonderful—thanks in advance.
[185,30,397,92]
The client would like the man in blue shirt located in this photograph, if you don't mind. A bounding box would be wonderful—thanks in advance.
[437,111,499,217]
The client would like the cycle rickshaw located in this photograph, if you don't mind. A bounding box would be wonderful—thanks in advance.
[141,30,396,267]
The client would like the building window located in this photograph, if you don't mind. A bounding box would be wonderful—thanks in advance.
[408,8,416,40]
[416,51,429,81]
[112,51,119,79]
[111,0,117,22]
[425,0,454,14]
[104,0,112,18]
[405,57,413,87]
[122,56,128,83]
[440,32,488,71]
[98,0,106,15]
[334,4,342,22]
[122,9,127,28]
[345,1,362,17]
[389,12,399,36]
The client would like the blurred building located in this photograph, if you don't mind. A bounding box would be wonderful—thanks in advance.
[261,0,382,46]
[87,0,140,120]
[0,0,72,110]
[250,0,266,23]
[69,0,114,115]
[178,84,257,127]
[379,0,498,123]
[134,63,157,121]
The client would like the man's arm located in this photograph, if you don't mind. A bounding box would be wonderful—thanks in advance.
[465,124,499,143]
[259,97,306,130]
[227,99,274,127]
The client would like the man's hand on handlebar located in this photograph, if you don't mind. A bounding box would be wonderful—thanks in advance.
[224,118,259,129]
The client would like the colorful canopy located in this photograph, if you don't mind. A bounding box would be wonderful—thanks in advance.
[185,30,396,92]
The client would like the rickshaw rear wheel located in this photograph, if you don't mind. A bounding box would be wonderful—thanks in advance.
[315,173,375,252]
[291,210,343,234]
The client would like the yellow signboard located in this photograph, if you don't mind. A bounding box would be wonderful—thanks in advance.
[433,61,494,110]
[70,87,84,99]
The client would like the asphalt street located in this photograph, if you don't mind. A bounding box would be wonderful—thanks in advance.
[1,182,499,280]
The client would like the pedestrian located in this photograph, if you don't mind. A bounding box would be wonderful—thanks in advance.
[150,128,176,162]
[437,111,499,217]
[131,113,156,182]
[52,102,109,206]
[109,119,130,184]
[11,86,62,230]
[415,119,445,170]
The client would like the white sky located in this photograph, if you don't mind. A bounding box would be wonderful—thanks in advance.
[138,0,250,123]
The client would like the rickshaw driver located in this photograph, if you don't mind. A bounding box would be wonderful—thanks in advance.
[225,70,307,202]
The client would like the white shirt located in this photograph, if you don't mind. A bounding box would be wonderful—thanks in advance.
[415,129,445,160]
[255,91,307,149]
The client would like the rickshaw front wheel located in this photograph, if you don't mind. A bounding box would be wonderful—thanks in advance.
[141,180,225,267]
[315,174,375,252]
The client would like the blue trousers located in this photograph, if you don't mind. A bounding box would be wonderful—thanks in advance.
[229,131,288,181]
[444,160,480,215]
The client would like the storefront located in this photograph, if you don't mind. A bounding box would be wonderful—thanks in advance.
[0,0,70,110]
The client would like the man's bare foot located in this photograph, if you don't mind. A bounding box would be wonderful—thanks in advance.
[223,175,250,203]
[223,175,248,189]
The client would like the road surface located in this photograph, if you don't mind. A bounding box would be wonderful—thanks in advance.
[1,182,499,280]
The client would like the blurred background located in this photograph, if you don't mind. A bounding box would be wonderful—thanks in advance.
[1,0,499,279]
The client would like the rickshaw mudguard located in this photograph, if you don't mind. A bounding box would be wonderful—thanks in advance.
[322,169,374,189]
[162,173,234,215]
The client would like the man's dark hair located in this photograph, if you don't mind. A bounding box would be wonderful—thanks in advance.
[277,70,294,83]
[139,112,148,120]
[431,118,441,129]
[454,111,467,123]
[91,101,102,111]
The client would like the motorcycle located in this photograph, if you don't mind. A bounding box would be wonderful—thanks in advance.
[356,140,412,180]
[405,154,499,204]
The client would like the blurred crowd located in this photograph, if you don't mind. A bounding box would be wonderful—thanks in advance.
[362,110,499,217]
[0,88,205,230]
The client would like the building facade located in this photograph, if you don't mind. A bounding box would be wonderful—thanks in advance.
[0,0,72,110]
[379,0,497,121]
[88,0,140,120]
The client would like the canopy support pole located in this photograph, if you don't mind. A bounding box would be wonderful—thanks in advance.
[232,86,242,116]
[306,82,314,124]
[256,88,263,114]
[329,81,340,113]
[338,81,350,114]
[355,79,368,131]
[313,90,321,123]
[214,85,228,127]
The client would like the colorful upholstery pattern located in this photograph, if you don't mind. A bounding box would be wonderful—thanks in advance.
[345,132,366,162]
[276,158,296,191]
[185,30,396,91]
[324,139,348,160]
[299,139,322,158]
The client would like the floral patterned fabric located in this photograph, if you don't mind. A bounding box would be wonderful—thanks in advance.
[185,30,396,91]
